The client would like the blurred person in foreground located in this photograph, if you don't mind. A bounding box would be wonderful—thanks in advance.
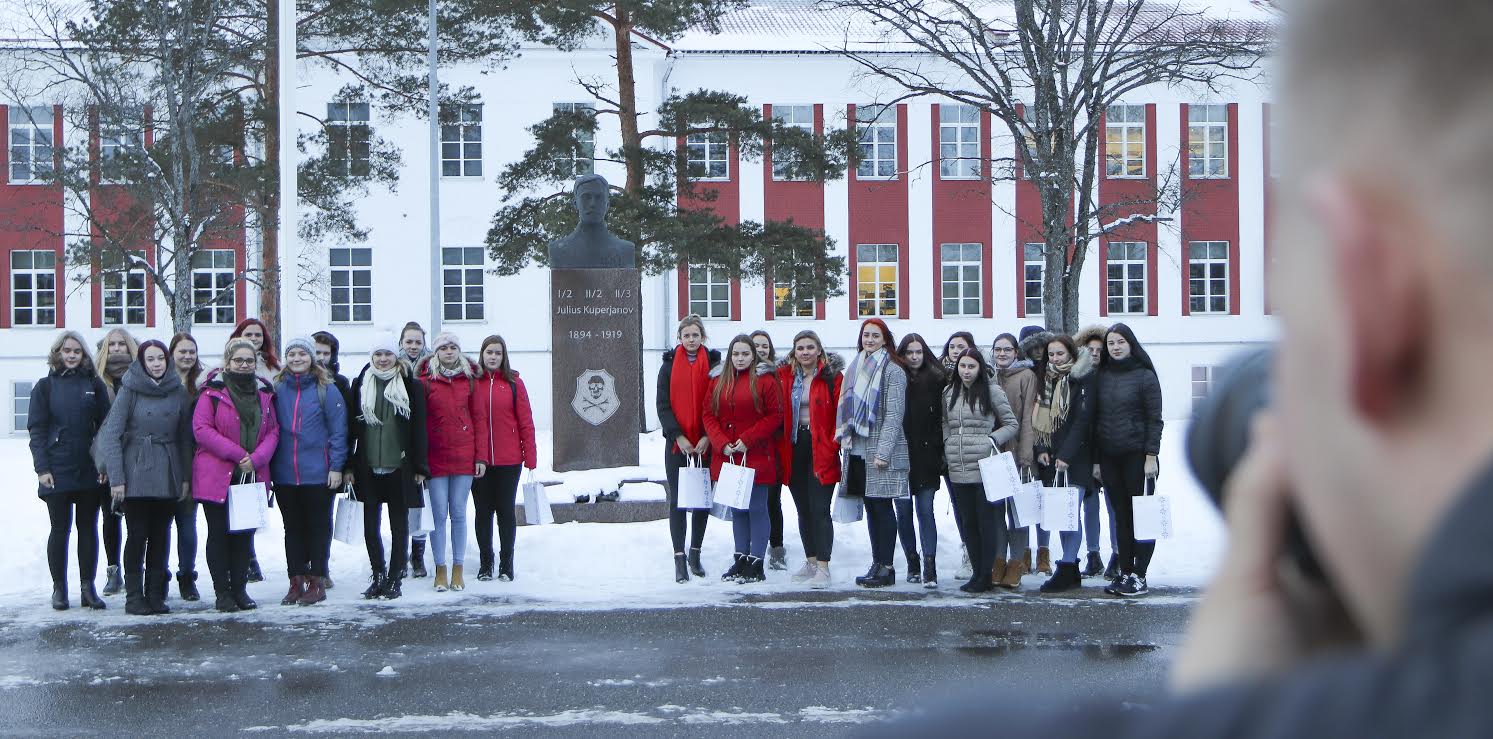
[871,0,1493,735]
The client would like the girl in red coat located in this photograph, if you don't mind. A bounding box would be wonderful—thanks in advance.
[704,335,784,584]
[471,335,537,582]
[416,333,490,592]
[775,330,845,589]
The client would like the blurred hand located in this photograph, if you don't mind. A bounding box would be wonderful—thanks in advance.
[874,456,889,470]
[1038,453,1051,467]
[474,463,486,478]
[1145,454,1160,479]
[676,435,694,455]
[111,485,125,502]
[238,456,254,474]
[38,473,54,488]
[1093,465,1102,484]
[695,437,711,456]
[327,471,343,489]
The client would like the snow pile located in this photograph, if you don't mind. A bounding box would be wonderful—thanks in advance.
[0,424,1221,619]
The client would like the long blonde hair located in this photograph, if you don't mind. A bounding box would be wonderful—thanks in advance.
[94,328,139,368]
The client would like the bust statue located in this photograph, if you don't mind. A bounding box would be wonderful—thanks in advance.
[547,174,637,269]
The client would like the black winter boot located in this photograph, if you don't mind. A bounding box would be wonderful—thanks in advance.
[1103,554,1119,582]
[959,571,994,593]
[410,540,428,578]
[124,572,150,615]
[1040,561,1083,593]
[687,548,706,578]
[145,571,171,614]
[866,564,895,588]
[51,581,69,611]
[1083,552,1105,578]
[477,553,495,582]
[737,556,766,583]
[232,587,257,610]
[380,573,403,599]
[79,581,106,610]
[905,552,923,584]
[721,553,745,582]
[498,552,514,582]
[245,558,264,584]
[922,555,938,588]
[177,571,201,601]
[103,565,123,596]
[854,563,880,587]
[214,590,240,613]
[362,569,386,600]
[674,553,689,583]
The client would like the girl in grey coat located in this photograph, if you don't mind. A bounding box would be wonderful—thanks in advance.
[835,318,910,589]
[98,341,194,616]
[942,349,1019,592]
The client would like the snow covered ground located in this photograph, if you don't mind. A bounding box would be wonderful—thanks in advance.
[0,424,1222,621]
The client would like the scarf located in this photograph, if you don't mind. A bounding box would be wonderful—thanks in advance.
[836,348,889,440]
[668,346,711,452]
[1032,358,1074,448]
[437,360,466,379]
[224,371,263,453]
[361,366,411,425]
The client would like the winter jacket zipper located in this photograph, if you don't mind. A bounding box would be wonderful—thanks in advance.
[292,384,302,483]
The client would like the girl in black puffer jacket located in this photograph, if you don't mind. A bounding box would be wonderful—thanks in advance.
[1094,323,1164,597]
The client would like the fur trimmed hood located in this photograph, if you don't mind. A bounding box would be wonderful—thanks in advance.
[775,352,846,381]
[1075,325,1108,350]
[710,359,775,379]
[416,353,481,381]
[1020,330,1058,360]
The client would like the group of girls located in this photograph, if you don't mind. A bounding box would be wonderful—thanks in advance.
[30,320,538,614]
[658,317,1163,597]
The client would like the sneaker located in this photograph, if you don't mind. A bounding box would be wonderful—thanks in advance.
[1104,576,1124,596]
[954,548,973,581]
[809,563,831,589]
[790,560,818,583]
[1116,574,1149,597]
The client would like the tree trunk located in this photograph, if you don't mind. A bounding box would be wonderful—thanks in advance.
[259,0,282,344]
[608,4,648,432]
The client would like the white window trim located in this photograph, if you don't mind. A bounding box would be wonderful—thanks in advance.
[12,380,34,434]
[439,103,483,179]
[10,250,57,328]
[1191,365,1215,404]
[328,246,373,325]
[687,265,732,319]
[1023,243,1045,317]
[1105,104,1147,179]
[1188,241,1231,314]
[1106,242,1149,316]
[100,256,148,327]
[856,106,898,181]
[191,250,237,325]
[939,243,983,317]
[441,247,486,323]
[326,101,371,178]
[553,102,595,178]
[856,243,900,317]
[685,128,731,182]
[771,104,815,182]
[1188,104,1229,180]
[938,105,982,180]
[8,106,54,185]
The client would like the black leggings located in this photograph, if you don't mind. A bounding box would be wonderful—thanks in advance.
[173,498,199,575]
[473,464,522,562]
[1100,452,1156,577]
[202,500,252,595]
[123,498,175,575]
[101,486,121,568]
[664,450,710,554]
[279,485,336,578]
[951,482,998,580]
[787,432,834,561]
[362,472,410,576]
[44,489,102,584]
[767,483,784,548]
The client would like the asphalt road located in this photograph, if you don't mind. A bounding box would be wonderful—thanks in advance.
[0,587,1197,737]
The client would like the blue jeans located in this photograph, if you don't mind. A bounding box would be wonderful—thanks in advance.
[1057,487,1092,563]
[895,486,937,559]
[731,484,771,559]
[427,474,473,567]
[1082,488,1102,555]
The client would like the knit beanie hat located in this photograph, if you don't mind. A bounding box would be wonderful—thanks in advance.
[432,332,461,352]
[370,332,399,356]
[283,336,317,360]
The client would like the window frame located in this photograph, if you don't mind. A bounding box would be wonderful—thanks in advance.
[1105,241,1149,315]
[939,242,983,317]
[325,101,372,178]
[938,104,981,180]
[685,127,730,181]
[1188,240,1231,314]
[100,251,148,327]
[552,102,595,178]
[10,249,57,327]
[1023,243,1045,317]
[190,249,237,325]
[439,103,482,178]
[1191,365,1215,403]
[855,243,900,317]
[329,246,373,324]
[855,105,898,180]
[1188,104,1229,179]
[441,246,486,323]
[1105,104,1147,179]
[12,380,34,434]
[771,104,814,182]
[687,265,732,319]
[8,106,54,184]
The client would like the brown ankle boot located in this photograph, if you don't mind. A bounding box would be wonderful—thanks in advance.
[433,565,449,592]
[450,564,465,591]
[991,557,1007,584]
[1036,546,1053,575]
[1000,557,1028,589]
[280,576,305,606]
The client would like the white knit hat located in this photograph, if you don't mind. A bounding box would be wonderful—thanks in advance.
[370,332,399,356]
[432,332,461,352]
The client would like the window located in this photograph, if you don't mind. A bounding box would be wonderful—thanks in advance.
[856,105,897,179]
[101,252,147,326]
[553,102,595,178]
[687,266,731,319]
[1192,366,1215,403]
[441,247,484,322]
[771,104,813,180]
[1023,243,1045,316]
[8,106,53,182]
[940,243,982,316]
[98,116,140,164]
[939,105,981,179]
[440,103,482,177]
[1106,242,1148,315]
[685,128,729,180]
[329,246,372,323]
[10,250,56,326]
[1189,241,1230,314]
[1188,104,1228,178]
[1105,104,1146,177]
[773,267,815,318]
[191,250,236,325]
[856,244,899,317]
[326,102,371,177]
[12,381,33,433]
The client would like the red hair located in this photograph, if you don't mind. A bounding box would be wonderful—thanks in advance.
[857,318,907,368]
[230,317,280,370]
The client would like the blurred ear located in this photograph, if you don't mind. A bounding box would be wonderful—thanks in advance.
[1313,178,1429,424]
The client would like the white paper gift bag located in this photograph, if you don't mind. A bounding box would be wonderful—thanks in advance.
[978,448,1022,503]
[1040,471,1082,532]
[831,494,864,523]
[675,454,714,510]
[332,485,363,545]
[714,453,756,511]
[227,473,270,532]
[1010,478,1044,529]
[522,471,554,525]
[411,483,435,534]
[1133,478,1172,540]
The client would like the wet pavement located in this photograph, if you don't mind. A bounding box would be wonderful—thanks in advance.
[0,586,1198,736]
